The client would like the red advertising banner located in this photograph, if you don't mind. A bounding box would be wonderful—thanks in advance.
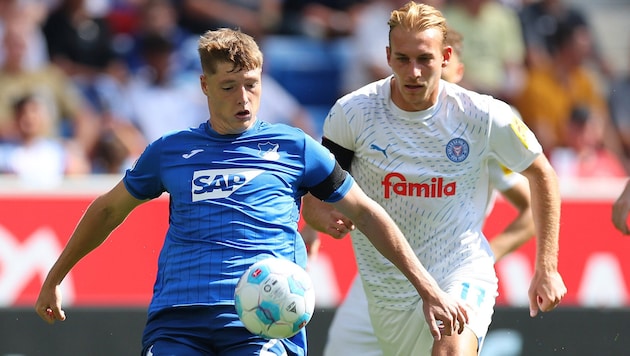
[1,178,629,308]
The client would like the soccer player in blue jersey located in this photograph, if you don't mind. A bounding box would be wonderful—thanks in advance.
[34,28,469,355]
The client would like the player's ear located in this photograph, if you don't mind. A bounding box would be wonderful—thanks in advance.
[442,46,452,68]
[200,75,208,96]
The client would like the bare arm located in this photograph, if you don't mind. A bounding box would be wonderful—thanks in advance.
[490,179,535,262]
[519,155,567,317]
[329,182,469,340]
[302,193,355,239]
[35,180,146,323]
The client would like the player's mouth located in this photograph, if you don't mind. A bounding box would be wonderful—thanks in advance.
[404,82,426,90]
[235,110,251,120]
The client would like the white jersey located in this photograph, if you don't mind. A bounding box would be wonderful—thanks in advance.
[323,77,542,310]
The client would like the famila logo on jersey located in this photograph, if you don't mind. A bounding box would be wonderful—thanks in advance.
[382,173,456,199]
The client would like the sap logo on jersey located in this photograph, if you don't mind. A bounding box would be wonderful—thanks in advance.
[192,169,264,201]
[382,173,456,198]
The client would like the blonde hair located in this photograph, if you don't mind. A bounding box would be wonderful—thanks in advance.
[388,1,447,45]
[197,28,263,75]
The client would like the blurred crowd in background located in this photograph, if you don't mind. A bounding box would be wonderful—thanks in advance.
[0,0,629,188]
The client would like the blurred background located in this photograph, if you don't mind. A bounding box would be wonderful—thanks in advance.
[0,0,629,355]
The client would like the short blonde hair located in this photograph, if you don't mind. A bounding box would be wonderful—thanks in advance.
[197,28,263,75]
[388,1,447,46]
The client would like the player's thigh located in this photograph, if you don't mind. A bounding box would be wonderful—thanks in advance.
[432,326,479,356]
[144,339,213,356]
[442,276,497,348]
[368,303,434,356]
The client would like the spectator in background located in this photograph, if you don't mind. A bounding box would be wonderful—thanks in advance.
[441,0,526,103]
[0,95,91,188]
[550,106,626,178]
[176,0,283,40]
[42,0,115,80]
[518,0,613,79]
[0,0,49,70]
[608,43,630,160]
[259,74,318,139]
[513,19,625,167]
[278,0,367,40]
[123,32,206,144]
[119,0,195,74]
[0,22,100,155]
[343,0,406,92]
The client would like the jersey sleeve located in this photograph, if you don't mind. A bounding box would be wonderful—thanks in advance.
[488,159,526,192]
[123,139,165,200]
[302,133,354,203]
[488,100,543,173]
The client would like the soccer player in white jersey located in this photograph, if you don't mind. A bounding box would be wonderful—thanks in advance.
[302,2,566,355]
[318,27,536,356]
[33,28,469,356]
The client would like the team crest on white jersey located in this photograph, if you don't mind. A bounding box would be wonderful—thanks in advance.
[192,168,264,201]
[258,142,280,161]
[445,138,469,163]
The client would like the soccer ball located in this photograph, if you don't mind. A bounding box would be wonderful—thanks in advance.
[234,257,315,339]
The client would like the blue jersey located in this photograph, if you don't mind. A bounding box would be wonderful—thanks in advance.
[123,119,353,315]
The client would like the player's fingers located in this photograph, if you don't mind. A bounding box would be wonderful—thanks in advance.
[325,226,345,239]
[429,318,442,341]
[529,293,539,317]
[456,306,468,334]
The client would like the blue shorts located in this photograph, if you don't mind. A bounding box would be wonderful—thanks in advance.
[141,305,307,356]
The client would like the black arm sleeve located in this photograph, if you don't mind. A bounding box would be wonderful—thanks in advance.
[309,161,348,201]
[322,137,354,171]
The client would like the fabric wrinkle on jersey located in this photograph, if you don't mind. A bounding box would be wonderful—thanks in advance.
[323,77,542,310]
[123,119,354,317]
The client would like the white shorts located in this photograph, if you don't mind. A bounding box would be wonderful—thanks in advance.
[323,275,382,356]
[369,275,498,356]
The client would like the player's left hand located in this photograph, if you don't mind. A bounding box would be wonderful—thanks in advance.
[528,269,566,317]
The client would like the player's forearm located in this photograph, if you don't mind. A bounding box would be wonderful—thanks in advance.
[529,171,561,272]
[301,194,333,234]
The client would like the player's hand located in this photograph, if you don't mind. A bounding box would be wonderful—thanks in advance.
[35,284,66,324]
[300,225,321,261]
[528,269,566,317]
[612,181,630,234]
[323,210,355,239]
[422,290,469,341]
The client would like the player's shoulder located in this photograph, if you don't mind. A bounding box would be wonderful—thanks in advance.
[441,81,512,116]
[257,120,308,138]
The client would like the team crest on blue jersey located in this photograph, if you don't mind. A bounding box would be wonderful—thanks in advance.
[258,142,280,161]
[445,138,469,163]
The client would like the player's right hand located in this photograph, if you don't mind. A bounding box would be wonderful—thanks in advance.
[35,284,66,324]
[422,290,469,341]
